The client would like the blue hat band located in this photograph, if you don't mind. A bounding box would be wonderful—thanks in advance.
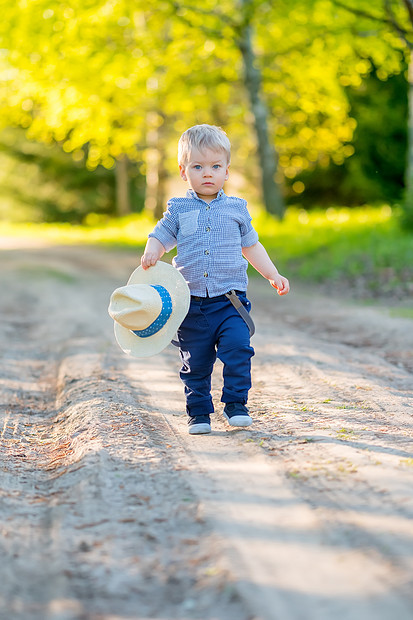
[132,285,173,339]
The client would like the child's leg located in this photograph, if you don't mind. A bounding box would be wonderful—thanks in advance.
[216,295,254,405]
[177,301,217,417]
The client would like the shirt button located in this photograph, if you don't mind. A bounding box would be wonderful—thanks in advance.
[206,206,210,210]
[206,227,211,232]
[204,250,210,255]
[204,272,208,277]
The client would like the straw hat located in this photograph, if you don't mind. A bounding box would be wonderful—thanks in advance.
[108,262,190,357]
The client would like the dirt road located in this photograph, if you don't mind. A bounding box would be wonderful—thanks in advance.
[0,243,412,620]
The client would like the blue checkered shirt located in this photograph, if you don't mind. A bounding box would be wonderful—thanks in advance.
[148,189,259,296]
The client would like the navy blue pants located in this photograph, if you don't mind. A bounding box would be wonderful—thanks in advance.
[176,292,254,417]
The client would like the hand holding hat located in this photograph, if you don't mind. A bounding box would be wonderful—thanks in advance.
[108,262,190,358]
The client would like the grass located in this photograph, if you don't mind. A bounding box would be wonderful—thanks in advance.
[255,205,413,294]
[0,213,155,248]
[2,204,413,296]
[389,308,413,319]
[17,265,77,283]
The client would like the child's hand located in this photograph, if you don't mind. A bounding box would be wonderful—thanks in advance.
[141,251,158,270]
[269,275,290,296]
[141,237,165,270]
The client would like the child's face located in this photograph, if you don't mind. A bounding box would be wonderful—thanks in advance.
[179,147,229,203]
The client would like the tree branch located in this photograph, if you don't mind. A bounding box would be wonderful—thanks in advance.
[169,1,238,32]
[402,0,413,24]
[385,0,413,48]
[332,0,408,31]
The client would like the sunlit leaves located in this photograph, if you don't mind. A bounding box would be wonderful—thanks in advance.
[0,0,163,168]
[0,0,408,184]
[255,0,406,179]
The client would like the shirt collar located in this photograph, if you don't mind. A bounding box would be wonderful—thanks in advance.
[186,188,226,202]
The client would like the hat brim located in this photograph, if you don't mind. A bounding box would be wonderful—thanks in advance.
[113,262,190,358]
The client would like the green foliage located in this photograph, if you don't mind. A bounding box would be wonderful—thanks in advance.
[400,190,413,230]
[255,205,413,296]
[0,0,159,167]
[1,213,156,246]
[293,69,408,205]
[0,129,145,223]
[0,0,405,183]
[0,0,411,220]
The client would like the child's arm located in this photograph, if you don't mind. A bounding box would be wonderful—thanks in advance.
[141,199,179,270]
[141,237,166,270]
[242,242,290,296]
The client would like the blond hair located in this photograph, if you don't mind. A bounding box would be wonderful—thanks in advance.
[178,124,231,166]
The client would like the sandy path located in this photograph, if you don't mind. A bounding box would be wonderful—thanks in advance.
[0,244,412,620]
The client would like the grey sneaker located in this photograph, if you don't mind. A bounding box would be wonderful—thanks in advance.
[188,414,211,435]
[223,403,252,427]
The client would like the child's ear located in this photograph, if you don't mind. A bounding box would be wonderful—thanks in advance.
[179,165,187,181]
[225,164,230,180]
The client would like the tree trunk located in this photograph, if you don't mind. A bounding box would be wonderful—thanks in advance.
[237,8,285,218]
[144,111,168,220]
[115,155,131,217]
[156,151,168,220]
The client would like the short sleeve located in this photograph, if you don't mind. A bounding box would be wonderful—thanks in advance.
[239,201,259,248]
[148,200,178,252]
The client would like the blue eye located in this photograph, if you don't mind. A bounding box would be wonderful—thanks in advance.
[194,164,202,169]
[213,164,221,169]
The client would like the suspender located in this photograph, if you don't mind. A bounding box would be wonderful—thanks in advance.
[224,290,255,337]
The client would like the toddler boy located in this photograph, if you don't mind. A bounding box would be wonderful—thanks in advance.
[142,124,289,434]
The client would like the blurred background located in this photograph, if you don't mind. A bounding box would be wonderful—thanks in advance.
[1,0,412,298]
